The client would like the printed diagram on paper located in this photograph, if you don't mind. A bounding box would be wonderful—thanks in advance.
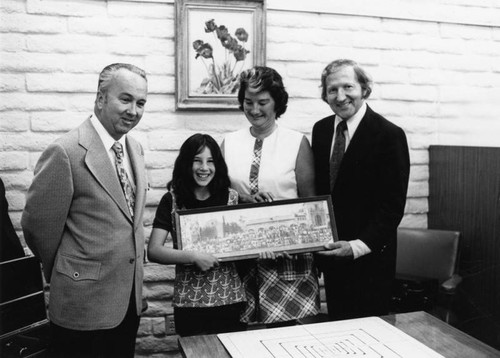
[217,317,444,358]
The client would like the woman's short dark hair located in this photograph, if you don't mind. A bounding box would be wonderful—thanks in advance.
[320,59,373,103]
[168,133,230,209]
[237,66,288,119]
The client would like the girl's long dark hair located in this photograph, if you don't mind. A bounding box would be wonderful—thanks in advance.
[167,133,230,209]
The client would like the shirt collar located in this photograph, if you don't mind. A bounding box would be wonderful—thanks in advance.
[334,101,367,138]
[90,115,127,151]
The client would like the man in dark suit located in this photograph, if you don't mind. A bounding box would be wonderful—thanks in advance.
[22,63,148,357]
[312,59,410,320]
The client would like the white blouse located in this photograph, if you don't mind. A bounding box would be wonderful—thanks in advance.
[224,125,303,200]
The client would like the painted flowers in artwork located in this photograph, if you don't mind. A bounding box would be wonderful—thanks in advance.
[192,19,250,95]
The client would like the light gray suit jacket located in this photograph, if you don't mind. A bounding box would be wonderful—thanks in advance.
[22,118,147,330]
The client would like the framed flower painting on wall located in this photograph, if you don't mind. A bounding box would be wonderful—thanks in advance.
[175,0,266,110]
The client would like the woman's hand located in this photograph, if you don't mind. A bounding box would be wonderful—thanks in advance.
[191,252,219,271]
[258,251,293,260]
[259,251,277,260]
[241,191,274,203]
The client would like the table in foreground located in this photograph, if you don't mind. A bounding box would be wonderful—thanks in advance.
[178,311,500,358]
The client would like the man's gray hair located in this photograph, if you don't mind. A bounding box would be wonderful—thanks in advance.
[96,63,147,97]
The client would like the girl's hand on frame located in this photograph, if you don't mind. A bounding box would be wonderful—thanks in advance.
[191,251,219,271]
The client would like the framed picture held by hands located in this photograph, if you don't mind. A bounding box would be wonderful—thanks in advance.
[175,196,338,261]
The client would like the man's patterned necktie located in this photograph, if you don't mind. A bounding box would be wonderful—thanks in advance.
[249,138,263,195]
[112,142,135,217]
[329,120,347,191]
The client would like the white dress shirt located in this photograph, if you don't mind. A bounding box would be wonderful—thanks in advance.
[90,115,136,190]
[331,102,371,259]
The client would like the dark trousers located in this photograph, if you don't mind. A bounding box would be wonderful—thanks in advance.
[47,294,140,358]
[319,257,393,321]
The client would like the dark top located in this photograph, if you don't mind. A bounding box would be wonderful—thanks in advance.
[153,191,228,234]
[0,178,25,262]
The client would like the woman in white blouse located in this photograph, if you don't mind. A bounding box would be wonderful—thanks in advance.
[221,66,319,327]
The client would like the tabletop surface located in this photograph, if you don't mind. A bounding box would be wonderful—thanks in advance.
[178,311,500,358]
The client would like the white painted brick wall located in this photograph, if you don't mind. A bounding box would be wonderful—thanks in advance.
[2,0,500,356]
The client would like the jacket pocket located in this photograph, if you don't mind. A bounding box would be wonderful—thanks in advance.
[55,254,101,281]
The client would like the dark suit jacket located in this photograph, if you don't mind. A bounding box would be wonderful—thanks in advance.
[22,118,147,330]
[312,105,410,317]
[0,178,25,262]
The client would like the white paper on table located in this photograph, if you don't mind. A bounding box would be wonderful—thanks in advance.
[217,316,444,358]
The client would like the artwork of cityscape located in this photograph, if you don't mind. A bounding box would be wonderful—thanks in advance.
[175,196,337,261]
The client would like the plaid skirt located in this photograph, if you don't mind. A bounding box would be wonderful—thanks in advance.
[239,253,320,324]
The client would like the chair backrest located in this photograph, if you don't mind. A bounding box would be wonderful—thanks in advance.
[0,255,48,339]
[396,228,460,282]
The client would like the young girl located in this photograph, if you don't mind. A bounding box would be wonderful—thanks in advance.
[147,133,246,337]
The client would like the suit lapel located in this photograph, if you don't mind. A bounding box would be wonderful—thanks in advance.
[79,119,133,222]
[317,115,336,165]
[126,137,146,227]
[324,115,336,148]
[342,106,373,164]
